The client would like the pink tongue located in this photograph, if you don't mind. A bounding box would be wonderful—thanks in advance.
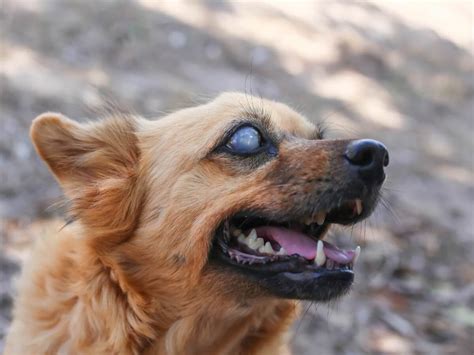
[254,226,355,264]
[323,241,355,264]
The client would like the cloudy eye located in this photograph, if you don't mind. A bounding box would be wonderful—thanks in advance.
[226,126,263,154]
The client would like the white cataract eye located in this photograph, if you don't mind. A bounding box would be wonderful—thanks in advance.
[228,126,262,153]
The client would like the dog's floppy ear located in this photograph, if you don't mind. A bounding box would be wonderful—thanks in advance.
[31,113,145,247]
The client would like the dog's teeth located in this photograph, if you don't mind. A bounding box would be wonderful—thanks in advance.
[314,212,326,225]
[263,242,274,254]
[277,247,287,255]
[355,199,363,215]
[248,229,257,241]
[249,237,264,250]
[237,234,246,244]
[353,245,361,264]
[315,240,326,266]
[259,242,274,254]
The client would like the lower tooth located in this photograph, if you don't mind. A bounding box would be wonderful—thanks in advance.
[277,247,287,255]
[315,240,326,266]
[237,234,246,243]
[264,242,274,254]
[259,242,274,254]
[249,237,264,250]
[248,229,257,241]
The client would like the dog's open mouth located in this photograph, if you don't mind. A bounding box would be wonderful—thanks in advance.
[212,198,367,301]
[217,198,363,270]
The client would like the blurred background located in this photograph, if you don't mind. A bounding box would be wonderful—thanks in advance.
[0,1,473,353]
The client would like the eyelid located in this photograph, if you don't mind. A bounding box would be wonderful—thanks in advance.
[226,121,268,143]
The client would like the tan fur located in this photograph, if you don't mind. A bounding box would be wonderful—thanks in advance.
[4,93,334,354]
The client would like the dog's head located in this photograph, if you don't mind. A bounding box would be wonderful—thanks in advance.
[31,93,388,307]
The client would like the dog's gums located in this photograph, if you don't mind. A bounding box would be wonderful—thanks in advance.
[6,92,389,354]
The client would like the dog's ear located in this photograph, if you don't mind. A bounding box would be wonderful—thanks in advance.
[31,113,145,247]
[31,113,140,190]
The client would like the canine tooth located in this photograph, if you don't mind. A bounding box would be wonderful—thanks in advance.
[355,199,363,215]
[248,229,257,241]
[263,242,274,254]
[315,240,326,266]
[314,212,326,225]
[277,247,287,255]
[353,245,361,264]
[237,234,246,244]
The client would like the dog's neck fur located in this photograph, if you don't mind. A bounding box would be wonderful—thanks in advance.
[144,291,296,354]
[109,235,298,355]
[8,226,296,355]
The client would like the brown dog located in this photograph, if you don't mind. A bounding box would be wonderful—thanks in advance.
[5,93,388,354]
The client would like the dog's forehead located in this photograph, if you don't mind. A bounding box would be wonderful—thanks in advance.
[140,93,318,157]
[266,101,316,138]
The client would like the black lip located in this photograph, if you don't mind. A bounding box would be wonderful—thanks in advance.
[212,249,354,301]
[263,269,354,301]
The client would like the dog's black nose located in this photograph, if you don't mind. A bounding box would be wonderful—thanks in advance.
[345,139,389,184]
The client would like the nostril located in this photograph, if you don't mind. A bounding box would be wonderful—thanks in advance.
[352,149,374,167]
[345,139,389,168]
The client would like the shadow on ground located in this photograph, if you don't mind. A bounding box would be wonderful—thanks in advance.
[1,1,473,353]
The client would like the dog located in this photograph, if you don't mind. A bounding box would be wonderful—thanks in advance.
[5,93,388,354]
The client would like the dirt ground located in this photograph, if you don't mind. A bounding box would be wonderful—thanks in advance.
[1,1,473,354]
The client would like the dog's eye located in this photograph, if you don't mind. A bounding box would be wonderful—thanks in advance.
[226,126,263,154]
